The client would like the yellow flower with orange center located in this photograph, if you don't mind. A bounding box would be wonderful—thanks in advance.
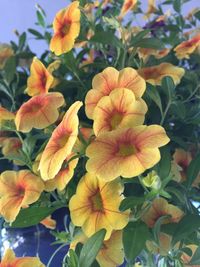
[39,101,82,180]
[174,34,200,59]
[1,137,23,166]
[138,63,185,86]
[85,67,146,119]
[0,43,14,69]
[0,248,45,267]
[0,170,44,222]
[173,148,192,182]
[69,173,130,240]
[0,107,15,128]
[138,48,170,63]
[15,92,65,133]
[119,0,137,19]
[93,88,147,136]
[50,1,80,56]
[142,198,184,228]
[26,57,55,96]
[86,125,169,181]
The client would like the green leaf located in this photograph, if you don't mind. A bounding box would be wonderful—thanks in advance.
[79,229,106,267]
[146,84,163,114]
[161,76,175,102]
[131,29,151,44]
[4,56,16,84]
[156,146,171,179]
[36,10,46,27]
[18,32,27,51]
[66,249,79,267]
[11,205,63,228]
[153,215,170,244]
[28,28,44,39]
[173,0,181,13]
[119,196,145,211]
[90,30,123,48]
[186,153,200,188]
[123,221,150,262]
[194,10,200,20]
[189,246,200,265]
[131,38,165,50]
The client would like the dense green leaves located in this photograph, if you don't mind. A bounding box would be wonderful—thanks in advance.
[186,153,200,188]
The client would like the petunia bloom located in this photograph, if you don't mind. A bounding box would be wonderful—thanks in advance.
[26,57,55,96]
[138,48,170,63]
[0,170,44,222]
[142,198,184,228]
[1,137,23,165]
[0,43,14,69]
[119,0,137,18]
[174,34,200,59]
[86,125,170,181]
[0,248,44,267]
[0,107,15,128]
[93,88,147,136]
[146,233,172,256]
[181,244,198,267]
[69,173,130,240]
[144,0,157,19]
[85,67,146,119]
[173,148,192,181]
[39,101,83,180]
[50,1,80,56]
[138,63,185,86]
[15,92,65,133]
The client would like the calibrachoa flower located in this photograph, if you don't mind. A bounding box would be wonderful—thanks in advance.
[15,92,65,133]
[138,48,170,63]
[0,107,15,128]
[86,125,170,181]
[1,137,23,165]
[174,34,200,59]
[93,88,147,136]
[181,244,198,267]
[69,173,130,240]
[50,1,80,56]
[142,198,184,228]
[85,67,146,119]
[39,101,83,180]
[144,0,157,19]
[173,148,192,181]
[119,0,137,18]
[40,215,56,229]
[138,63,185,86]
[26,57,55,96]
[146,233,172,256]
[0,170,44,222]
[0,43,14,69]
[0,248,45,267]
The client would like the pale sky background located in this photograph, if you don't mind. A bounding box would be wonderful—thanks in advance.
[0,0,199,55]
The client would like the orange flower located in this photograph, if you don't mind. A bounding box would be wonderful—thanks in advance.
[39,101,82,180]
[144,0,157,19]
[85,67,146,119]
[86,125,169,181]
[1,137,23,165]
[0,43,14,69]
[142,198,184,228]
[15,92,65,133]
[138,48,170,63]
[50,1,80,56]
[181,244,198,267]
[69,173,130,240]
[40,215,56,229]
[26,57,55,96]
[173,148,192,181]
[138,63,185,86]
[0,170,44,222]
[119,0,137,18]
[146,233,172,256]
[0,107,15,128]
[174,34,200,59]
[0,248,44,267]
[93,88,147,136]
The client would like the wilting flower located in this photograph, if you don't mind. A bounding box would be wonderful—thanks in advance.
[0,248,45,267]
[146,233,172,256]
[26,57,55,96]
[93,88,147,136]
[142,198,184,228]
[39,101,82,180]
[1,137,23,165]
[174,34,200,59]
[15,92,65,133]
[71,230,124,267]
[119,0,137,18]
[40,215,56,229]
[138,48,170,63]
[0,43,14,69]
[86,125,169,181]
[173,148,192,181]
[85,67,146,119]
[138,63,185,86]
[50,1,80,56]
[0,170,44,222]
[0,107,15,128]
[69,173,130,240]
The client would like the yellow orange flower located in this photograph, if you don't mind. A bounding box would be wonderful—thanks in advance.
[0,107,15,128]
[71,230,124,267]
[138,63,185,86]
[85,67,146,119]
[174,34,200,59]
[69,173,130,240]
[1,137,23,165]
[119,0,137,18]
[138,48,170,63]
[93,88,147,136]
[50,1,80,56]
[39,101,82,180]
[144,0,157,19]
[0,248,44,267]
[181,244,198,267]
[26,57,54,96]
[142,198,184,228]
[0,44,14,69]
[173,148,192,181]
[86,125,169,181]
[40,215,56,229]
[15,92,65,133]
[142,170,161,190]
[146,233,172,256]
[0,170,44,222]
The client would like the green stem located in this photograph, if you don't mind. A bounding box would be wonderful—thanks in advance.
[47,243,68,267]
[160,101,171,125]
